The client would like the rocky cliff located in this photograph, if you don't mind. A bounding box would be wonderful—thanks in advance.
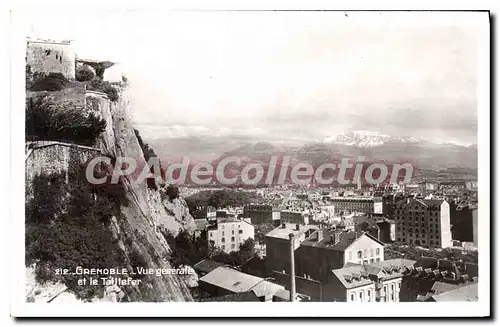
[25,81,195,302]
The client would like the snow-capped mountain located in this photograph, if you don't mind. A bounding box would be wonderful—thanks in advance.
[323,130,421,148]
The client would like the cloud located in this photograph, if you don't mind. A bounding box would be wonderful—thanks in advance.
[24,10,480,144]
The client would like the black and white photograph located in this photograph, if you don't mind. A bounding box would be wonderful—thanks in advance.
[8,6,491,318]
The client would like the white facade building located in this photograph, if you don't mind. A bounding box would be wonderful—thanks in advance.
[207,218,255,253]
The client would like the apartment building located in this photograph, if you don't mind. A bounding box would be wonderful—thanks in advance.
[394,198,452,248]
[243,204,281,225]
[327,258,416,302]
[265,223,318,275]
[295,230,385,282]
[399,257,478,302]
[207,217,254,253]
[450,203,478,247]
[330,196,383,214]
[191,206,217,221]
[280,210,309,225]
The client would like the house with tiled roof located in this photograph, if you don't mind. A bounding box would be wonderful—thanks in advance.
[192,259,226,277]
[326,258,416,302]
[428,282,478,302]
[198,291,261,302]
[198,266,285,302]
[294,229,385,282]
[399,257,478,302]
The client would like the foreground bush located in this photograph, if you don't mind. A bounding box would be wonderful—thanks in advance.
[29,72,68,92]
[76,65,96,82]
[134,129,159,190]
[26,97,106,146]
[25,165,129,300]
[85,77,120,102]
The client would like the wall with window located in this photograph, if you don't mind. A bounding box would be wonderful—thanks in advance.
[207,220,255,253]
[379,278,402,302]
[346,284,377,302]
[344,234,384,265]
[439,201,453,248]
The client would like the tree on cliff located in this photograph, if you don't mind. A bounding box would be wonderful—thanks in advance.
[26,97,106,146]
[25,165,129,300]
[185,189,264,212]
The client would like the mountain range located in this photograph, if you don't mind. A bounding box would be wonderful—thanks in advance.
[147,130,477,170]
[322,130,472,148]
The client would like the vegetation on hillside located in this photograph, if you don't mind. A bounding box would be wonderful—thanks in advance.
[29,72,68,92]
[185,189,264,213]
[75,65,95,82]
[26,164,129,300]
[162,229,256,268]
[134,128,159,190]
[26,96,106,146]
[85,77,119,102]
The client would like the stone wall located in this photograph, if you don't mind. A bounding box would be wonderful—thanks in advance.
[25,141,102,197]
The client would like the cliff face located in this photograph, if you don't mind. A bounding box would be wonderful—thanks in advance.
[26,84,195,302]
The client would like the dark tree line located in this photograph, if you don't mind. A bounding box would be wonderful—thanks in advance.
[162,229,256,268]
[26,165,129,300]
[384,244,478,264]
[185,189,264,213]
[26,96,106,146]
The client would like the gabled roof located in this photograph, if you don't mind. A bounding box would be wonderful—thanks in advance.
[199,267,263,293]
[430,283,478,302]
[249,280,285,298]
[199,291,261,302]
[332,258,417,289]
[266,223,318,240]
[423,199,446,207]
[431,281,460,295]
[302,230,384,252]
[192,259,226,274]
[273,289,291,301]
[395,198,446,208]
[344,232,385,251]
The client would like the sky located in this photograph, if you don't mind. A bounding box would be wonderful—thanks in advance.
[19,10,481,145]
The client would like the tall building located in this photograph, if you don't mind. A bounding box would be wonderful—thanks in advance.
[295,230,385,281]
[330,196,383,214]
[394,198,452,248]
[26,39,76,80]
[244,205,281,225]
[465,181,478,191]
[450,203,478,246]
[207,217,254,253]
[280,210,309,225]
[265,223,318,275]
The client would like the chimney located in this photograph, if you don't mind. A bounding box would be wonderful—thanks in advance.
[332,231,342,245]
[281,223,286,228]
[295,224,300,231]
[289,233,296,302]
[317,229,324,241]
